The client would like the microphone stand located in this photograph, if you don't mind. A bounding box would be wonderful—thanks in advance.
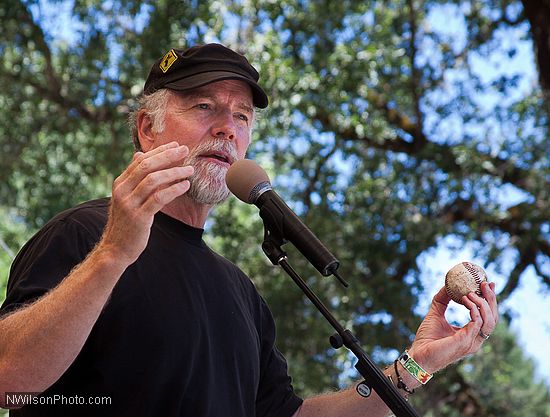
[259,209,422,417]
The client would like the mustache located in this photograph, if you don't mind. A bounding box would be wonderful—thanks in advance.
[186,139,238,164]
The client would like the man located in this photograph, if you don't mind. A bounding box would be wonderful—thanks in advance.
[0,44,498,416]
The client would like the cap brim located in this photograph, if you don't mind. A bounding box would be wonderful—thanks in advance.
[164,71,268,109]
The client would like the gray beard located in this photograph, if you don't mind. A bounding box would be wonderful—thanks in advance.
[183,139,238,205]
[187,160,231,205]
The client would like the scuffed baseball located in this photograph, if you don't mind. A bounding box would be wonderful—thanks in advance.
[445,262,488,304]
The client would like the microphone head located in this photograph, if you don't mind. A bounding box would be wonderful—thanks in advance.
[226,159,272,204]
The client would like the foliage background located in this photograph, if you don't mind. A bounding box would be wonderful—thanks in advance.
[1,0,549,415]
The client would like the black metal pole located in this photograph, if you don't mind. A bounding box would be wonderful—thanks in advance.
[258,200,421,417]
[272,255,421,417]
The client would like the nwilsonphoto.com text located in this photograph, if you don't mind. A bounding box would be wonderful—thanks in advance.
[3,392,112,408]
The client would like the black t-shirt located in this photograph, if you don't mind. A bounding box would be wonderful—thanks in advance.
[1,198,303,417]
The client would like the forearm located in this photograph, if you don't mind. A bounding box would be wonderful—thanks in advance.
[0,143,195,406]
[0,243,129,398]
[295,360,421,417]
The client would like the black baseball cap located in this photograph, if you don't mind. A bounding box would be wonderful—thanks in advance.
[143,44,268,108]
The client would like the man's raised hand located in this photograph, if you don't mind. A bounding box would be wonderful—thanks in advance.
[99,142,194,265]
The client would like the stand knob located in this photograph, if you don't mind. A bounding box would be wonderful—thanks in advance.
[329,332,344,349]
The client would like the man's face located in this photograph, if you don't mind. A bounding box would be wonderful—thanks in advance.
[149,79,254,205]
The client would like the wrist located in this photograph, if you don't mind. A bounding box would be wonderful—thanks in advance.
[90,242,133,276]
[406,346,435,374]
[384,360,419,398]
[395,359,422,390]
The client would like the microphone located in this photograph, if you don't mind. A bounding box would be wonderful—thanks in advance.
[226,159,346,285]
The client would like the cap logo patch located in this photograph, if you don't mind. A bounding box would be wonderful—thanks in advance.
[159,49,178,73]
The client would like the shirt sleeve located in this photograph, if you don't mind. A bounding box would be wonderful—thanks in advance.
[255,297,303,417]
[0,217,100,316]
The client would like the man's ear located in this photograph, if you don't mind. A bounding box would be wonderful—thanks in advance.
[137,110,156,152]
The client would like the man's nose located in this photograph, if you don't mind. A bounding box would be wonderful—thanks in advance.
[210,109,236,140]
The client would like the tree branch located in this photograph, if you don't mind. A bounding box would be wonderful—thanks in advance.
[2,71,105,123]
[406,0,425,145]
[4,1,112,124]
[301,143,339,214]
[521,1,550,94]
[0,236,15,259]
[533,258,550,287]
[17,2,62,95]
[499,248,535,300]
[312,101,547,198]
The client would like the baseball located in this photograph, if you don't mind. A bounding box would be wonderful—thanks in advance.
[445,262,488,304]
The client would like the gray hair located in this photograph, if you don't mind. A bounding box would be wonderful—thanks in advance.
[128,89,173,151]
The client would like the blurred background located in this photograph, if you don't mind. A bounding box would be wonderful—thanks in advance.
[1,0,549,416]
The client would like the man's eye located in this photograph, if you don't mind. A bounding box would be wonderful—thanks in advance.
[197,103,210,110]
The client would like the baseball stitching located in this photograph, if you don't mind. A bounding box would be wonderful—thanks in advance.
[462,262,484,296]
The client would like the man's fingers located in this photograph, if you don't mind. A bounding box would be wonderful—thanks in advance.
[141,180,192,215]
[481,281,499,324]
[459,295,483,347]
[130,165,195,207]
[462,295,482,324]
[467,283,498,339]
[118,142,180,182]
[137,141,182,159]
[115,144,190,195]
[431,286,451,315]
[133,144,189,174]
[467,292,494,328]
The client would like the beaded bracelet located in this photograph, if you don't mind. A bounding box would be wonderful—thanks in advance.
[392,359,415,395]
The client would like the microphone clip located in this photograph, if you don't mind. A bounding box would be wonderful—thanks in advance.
[260,199,290,266]
[259,197,348,288]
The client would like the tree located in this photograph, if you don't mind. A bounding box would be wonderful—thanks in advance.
[0,0,548,413]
